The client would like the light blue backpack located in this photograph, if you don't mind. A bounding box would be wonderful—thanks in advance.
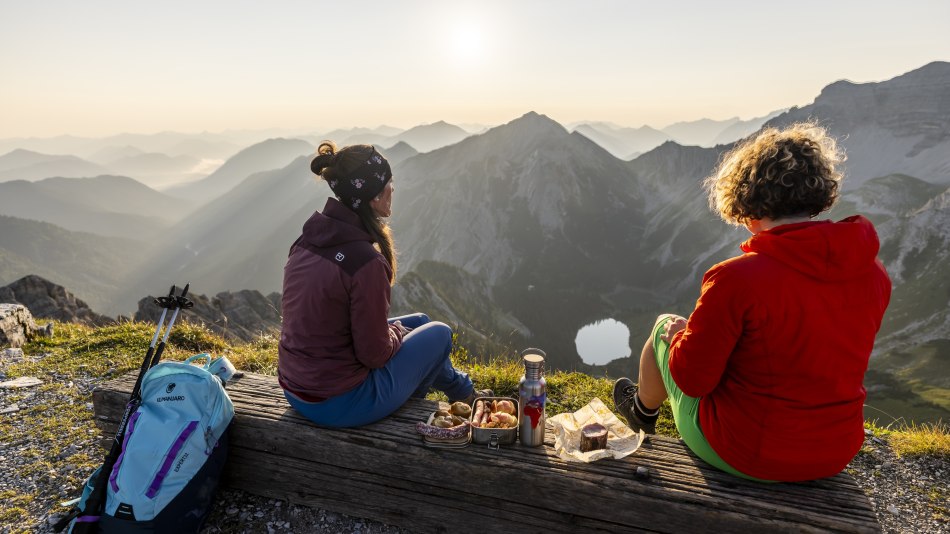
[69,354,235,533]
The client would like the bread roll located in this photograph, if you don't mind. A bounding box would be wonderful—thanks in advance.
[450,401,472,418]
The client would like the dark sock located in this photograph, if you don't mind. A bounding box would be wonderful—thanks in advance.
[633,394,660,422]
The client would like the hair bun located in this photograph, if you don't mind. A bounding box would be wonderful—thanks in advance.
[310,153,333,176]
[310,140,338,176]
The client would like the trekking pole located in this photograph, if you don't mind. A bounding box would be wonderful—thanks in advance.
[147,284,192,370]
[62,284,190,534]
[127,285,176,408]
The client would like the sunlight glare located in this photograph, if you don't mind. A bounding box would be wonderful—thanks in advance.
[451,24,484,62]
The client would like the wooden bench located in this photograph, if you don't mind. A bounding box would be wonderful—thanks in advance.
[92,372,881,533]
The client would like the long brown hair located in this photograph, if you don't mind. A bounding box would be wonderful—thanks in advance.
[311,141,397,284]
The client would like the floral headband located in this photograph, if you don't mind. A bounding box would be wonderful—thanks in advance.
[313,148,392,211]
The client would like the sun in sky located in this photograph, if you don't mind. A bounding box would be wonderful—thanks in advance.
[450,23,486,62]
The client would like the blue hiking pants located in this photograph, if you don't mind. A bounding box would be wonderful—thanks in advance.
[284,313,473,428]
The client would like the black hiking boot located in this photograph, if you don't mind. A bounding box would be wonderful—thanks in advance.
[612,377,657,434]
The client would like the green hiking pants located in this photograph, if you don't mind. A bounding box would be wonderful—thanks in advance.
[653,315,771,482]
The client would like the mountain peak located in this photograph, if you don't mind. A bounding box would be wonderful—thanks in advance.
[503,112,566,134]
[387,140,414,151]
[6,148,44,157]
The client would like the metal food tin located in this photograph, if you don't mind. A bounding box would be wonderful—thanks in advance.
[421,409,471,448]
[469,397,519,449]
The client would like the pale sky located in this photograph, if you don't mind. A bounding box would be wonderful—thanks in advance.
[1,1,948,138]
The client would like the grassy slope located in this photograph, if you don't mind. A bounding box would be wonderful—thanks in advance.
[0,321,946,531]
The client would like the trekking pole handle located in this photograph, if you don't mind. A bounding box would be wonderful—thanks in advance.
[175,283,194,311]
[150,283,191,368]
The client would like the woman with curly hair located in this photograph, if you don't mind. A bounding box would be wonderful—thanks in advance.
[613,123,891,481]
[278,142,488,428]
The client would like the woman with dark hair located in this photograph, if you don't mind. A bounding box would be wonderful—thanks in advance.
[613,123,891,481]
[278,141,488,428]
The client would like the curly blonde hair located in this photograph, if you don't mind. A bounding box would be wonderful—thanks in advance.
[704,122,845,226]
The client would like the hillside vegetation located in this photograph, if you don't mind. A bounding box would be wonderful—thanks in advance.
[0,320,947,532]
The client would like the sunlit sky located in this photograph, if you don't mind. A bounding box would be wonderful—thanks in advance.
[2,1,948,138]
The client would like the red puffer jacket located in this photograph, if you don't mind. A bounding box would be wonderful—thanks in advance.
[668,216,891,481]
[278,197,403,401]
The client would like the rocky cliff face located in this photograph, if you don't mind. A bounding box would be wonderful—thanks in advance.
[766,61,950,188]
[0,275,112,326]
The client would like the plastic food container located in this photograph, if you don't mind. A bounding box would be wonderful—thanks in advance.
[469,397,519,449]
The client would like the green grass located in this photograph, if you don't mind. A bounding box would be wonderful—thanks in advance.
[1,320,946,530]
[888,422,950,459]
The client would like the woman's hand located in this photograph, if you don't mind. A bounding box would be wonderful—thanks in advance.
[393,320,411,336]
[661,316,687,343]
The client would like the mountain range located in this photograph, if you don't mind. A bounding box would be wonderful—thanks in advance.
[569,109,786,159]
[0,61,947,424]
[163,137,314,204]
[327,121,472,153]
[0,149,112,182]
[0,175,190,239]
[0,215,140,313]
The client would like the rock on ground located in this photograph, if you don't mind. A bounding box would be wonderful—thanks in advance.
[0,303,42,348]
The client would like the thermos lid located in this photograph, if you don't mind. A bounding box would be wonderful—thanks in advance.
[522,348,545,368]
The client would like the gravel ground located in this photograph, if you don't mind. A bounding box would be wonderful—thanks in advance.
[848,429,948,533]
[1,349,947,534]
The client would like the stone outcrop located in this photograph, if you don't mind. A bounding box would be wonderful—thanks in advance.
[0,275,113,326]
[0,303,47,348]
[134,289,281,342]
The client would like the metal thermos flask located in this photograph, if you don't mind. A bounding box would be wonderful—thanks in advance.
[518,348,546,447]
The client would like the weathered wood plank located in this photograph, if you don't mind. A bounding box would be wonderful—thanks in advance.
[93,371,880,534]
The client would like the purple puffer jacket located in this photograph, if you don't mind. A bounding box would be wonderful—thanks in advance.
[278,197,403,401]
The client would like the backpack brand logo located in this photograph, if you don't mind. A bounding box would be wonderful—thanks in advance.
[174,452,190,472]
[335,252,345,261]
[166,383,176,394]
[157,395,185,402]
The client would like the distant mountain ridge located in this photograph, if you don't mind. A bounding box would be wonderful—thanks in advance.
[572,123,671,159]
[0,132,245,161]
[328,121,472,154]
[572,109,784,159]
[0,215,140,315]
[0,149,111,182]
[391,121,470,153]
[0,148,211,189]
[0,175,190,239]
[120,154,323,310]
[376,141,418,165]
[164,138,313,204]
